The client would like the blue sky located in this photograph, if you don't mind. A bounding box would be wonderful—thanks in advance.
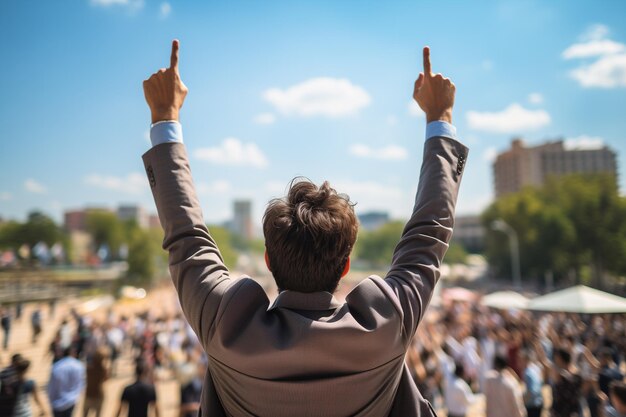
[1,0,625,229]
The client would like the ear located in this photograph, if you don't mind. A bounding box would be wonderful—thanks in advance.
[340,257,350,278]
[264,250,271,272]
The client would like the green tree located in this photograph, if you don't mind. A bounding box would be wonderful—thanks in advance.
[0,212,63,248]
[444,242,469,264]
[208,226,238,270]
[354,221,405,267]
[483,174,626,288]
[125,226,164,287]
[543,174,626,286]
[85,211,124,258]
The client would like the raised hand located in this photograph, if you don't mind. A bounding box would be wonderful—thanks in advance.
[143,40,188,124]
[413,47,455,124]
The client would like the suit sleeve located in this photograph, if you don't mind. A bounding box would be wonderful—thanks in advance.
[142,142,232,345]
[384,136,468,340]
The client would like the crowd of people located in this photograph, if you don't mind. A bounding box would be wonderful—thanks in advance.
[0,299,206,417]
[0,291,624,417]
[407,297,626,417]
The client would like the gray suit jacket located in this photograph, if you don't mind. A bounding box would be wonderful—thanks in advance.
[142,135,468,416]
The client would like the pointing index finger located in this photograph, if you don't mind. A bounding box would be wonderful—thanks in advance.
[423,46,431,76]
[170,39,179,71]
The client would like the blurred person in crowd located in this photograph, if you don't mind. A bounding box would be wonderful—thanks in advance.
[598,348,624,400]
[48,299,56,318]
[0,354,25,415]
[1,305,12,350]
[49,333,65,364]
[445,363,477,417]
[105,322,124,376]
[116,360,159,417]
[11,356,47,417]
[519,349,544,417]
[536,343,583,417]
[484,354,526,417]
[179,361,205,417]
[15,303,23,321]
[58,320,72,350]
[31,306,42,344]
[601,381,626,417]
[48,347,85,417]
[83,347,110,417]
[142,39,464,417]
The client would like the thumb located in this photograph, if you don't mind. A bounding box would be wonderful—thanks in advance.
[415,73,424,89]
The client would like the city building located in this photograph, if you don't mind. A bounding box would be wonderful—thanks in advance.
[493,138,618,197]
[64,210,88,232]
[358,211,390,231]
[232,200,253,240]
[452,215,486,253]
[117,205,149,228]
[63,207,111,232]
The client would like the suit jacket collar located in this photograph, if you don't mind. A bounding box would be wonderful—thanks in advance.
[269,290,343,311]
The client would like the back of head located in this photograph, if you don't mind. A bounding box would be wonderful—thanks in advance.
[14,357,30,375]
[263,178,358,293]
[454,362,465,379]
[493,354,508,371]
[135,359,147,379]
[554,347,572,367]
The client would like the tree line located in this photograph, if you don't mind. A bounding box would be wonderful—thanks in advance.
[482,173,626,288]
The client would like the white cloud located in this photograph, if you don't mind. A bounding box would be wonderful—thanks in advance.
[253,113,276,125]
[263,77,371,117]
[194,138,269,169]
[196,180,231,195]
[349,144,408,160]
[563,135,605,150]
[528,92,544,104]
[84,172,146,194]
[159,2,171,18]
[581,24,609,42]
[90,0,143,9]
[482,147,498,163]
[563,25,626,88]
[466,103,551,133]
[0,192,11,201]
[24,179,47,194]
[562,39,625,59]
[407,100,424,118]
[569,53,626,88]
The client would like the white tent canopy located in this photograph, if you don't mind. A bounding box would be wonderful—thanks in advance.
[526,285,626,314]
[481,291,530,310]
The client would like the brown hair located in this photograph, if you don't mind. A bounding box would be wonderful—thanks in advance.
[263,178,358,293]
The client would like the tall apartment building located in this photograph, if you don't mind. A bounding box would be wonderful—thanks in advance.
[232,200,253,240]
[493,139,617,197]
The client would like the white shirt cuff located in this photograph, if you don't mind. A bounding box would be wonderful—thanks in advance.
[426,121,457,141]
[150,121,183,147]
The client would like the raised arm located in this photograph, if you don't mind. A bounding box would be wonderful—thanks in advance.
[384,47,468,339]
[142,41,233,345]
